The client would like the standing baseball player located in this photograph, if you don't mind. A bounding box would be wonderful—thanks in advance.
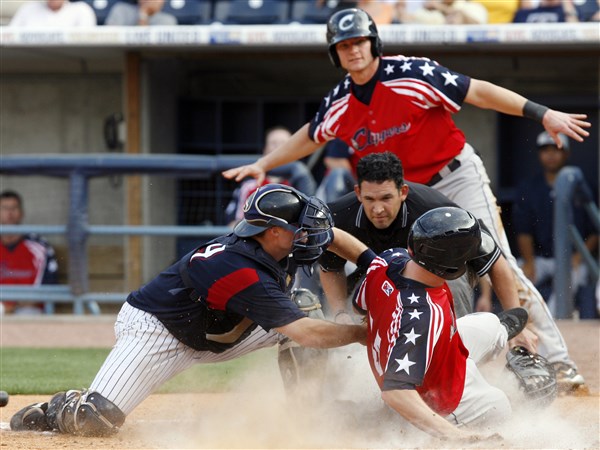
[10,184,375,436]
[318,152,538,351]
[223,8,591,391]
[353,207,530,441]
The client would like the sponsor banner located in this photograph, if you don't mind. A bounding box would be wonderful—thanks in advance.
[0,23,598,47]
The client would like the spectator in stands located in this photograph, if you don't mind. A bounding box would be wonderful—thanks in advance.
[105,0,176,26]
[0,190,59,315]
[574,0,599,21]
[400,0,488,24]
[512,132,598,318]
[9,0,97,27]
[225,126,317,226]
[315,139,355,204]
[513,0,579,23]
[355,0,399,23]
[471,0,534,23]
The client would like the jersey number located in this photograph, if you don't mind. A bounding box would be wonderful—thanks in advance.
[191,243,226,261]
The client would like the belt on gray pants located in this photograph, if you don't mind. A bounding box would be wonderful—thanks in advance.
[426,158,461,186]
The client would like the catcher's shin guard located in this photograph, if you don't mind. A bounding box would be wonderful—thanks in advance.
[506,346,557,408]
[10,402,53,432]
[278,289,329,398]
[46,390,125,436]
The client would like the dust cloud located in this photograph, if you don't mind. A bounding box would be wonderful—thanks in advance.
[131,344,599,449]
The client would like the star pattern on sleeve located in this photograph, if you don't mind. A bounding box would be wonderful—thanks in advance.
[408,308,423,320]
[400,61,412,72]
[384,63,395,75]
[333,85,340,96]
[419,62,436,77]
[408,293,420,304]
[441,71,459,86]
[395,353,417,374]
[344,78,351,90]
[324,94,331,107]
[403,327,421,345]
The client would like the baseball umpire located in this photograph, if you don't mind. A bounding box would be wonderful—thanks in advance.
[223,7,591,391]
[353,207,555,442]
[318,152,536,354]
[10,184,376,436]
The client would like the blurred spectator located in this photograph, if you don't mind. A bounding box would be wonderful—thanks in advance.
[315,139,355,204]
[472,0,534,23]
[400,0,488,24]
[9,0,97,27]
[356,0,399,23]
[105,0,177,25]
[225,126,317,226]
[0,190,58,315]
[573,0,599,21]
[512,132,599,318]
[513,0,579,22]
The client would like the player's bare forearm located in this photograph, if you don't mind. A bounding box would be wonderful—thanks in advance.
[488,256,520,310]
[276,317,366,348]
[320,270,352,322]
[381,389,477,440]
[328,227,370,264]
[465,79,590,145]
[222,123,320,183]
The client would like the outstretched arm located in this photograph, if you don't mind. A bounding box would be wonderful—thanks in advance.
[276,317,366,348]
[222,123,321,184]
[465,79,591,147]
[381,389,502,442]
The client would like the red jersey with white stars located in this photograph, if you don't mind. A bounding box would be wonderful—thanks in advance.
[309,56,470,184]
[353,248,468,415]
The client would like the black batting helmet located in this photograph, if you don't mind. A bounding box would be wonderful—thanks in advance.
[408,207,483,280]
[234,183,334,265]
[326,8,382,68]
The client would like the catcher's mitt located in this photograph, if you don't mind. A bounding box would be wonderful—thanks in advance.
[506,346,557,407]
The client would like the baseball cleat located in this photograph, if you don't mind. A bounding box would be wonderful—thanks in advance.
[498,307,529,340]
[10,402,52,432]
[551,362,587,393]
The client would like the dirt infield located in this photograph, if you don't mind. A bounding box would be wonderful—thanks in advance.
[0,317,598,449]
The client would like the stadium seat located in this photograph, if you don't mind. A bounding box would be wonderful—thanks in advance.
[77,0,123,25]
[290,0,338,24]
[213,0,291,24]
[162,0,213,25]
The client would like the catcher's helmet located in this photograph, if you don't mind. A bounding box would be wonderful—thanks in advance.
[234,184,333,265]
[408,207,483,280]
[326,8,382,68]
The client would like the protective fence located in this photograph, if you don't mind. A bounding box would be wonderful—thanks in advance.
[0,154,255,314]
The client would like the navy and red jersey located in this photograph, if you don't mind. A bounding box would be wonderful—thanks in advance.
[309,55,471,184]
[353,249,468,416]
[0,234,58,308]
[127,234,305,352]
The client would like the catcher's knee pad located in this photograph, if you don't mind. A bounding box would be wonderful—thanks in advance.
[46,389,125,436]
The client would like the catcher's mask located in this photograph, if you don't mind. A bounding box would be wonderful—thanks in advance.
[408,207,488,280]
[234,183,333,265]
[326,8,382,68]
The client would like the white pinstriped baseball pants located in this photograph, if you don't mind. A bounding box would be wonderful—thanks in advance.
[430,143,576,368]
[89,302,280,415]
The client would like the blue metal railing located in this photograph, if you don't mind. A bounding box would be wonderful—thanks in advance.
[0,153,256,315]
[553,166,600,319]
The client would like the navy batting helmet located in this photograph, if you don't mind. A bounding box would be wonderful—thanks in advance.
[326,8,382,68]
[234,184,334,265]
[408,207,484,280]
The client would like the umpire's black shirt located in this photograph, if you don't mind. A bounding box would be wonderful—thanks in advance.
[319,182,457,291]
